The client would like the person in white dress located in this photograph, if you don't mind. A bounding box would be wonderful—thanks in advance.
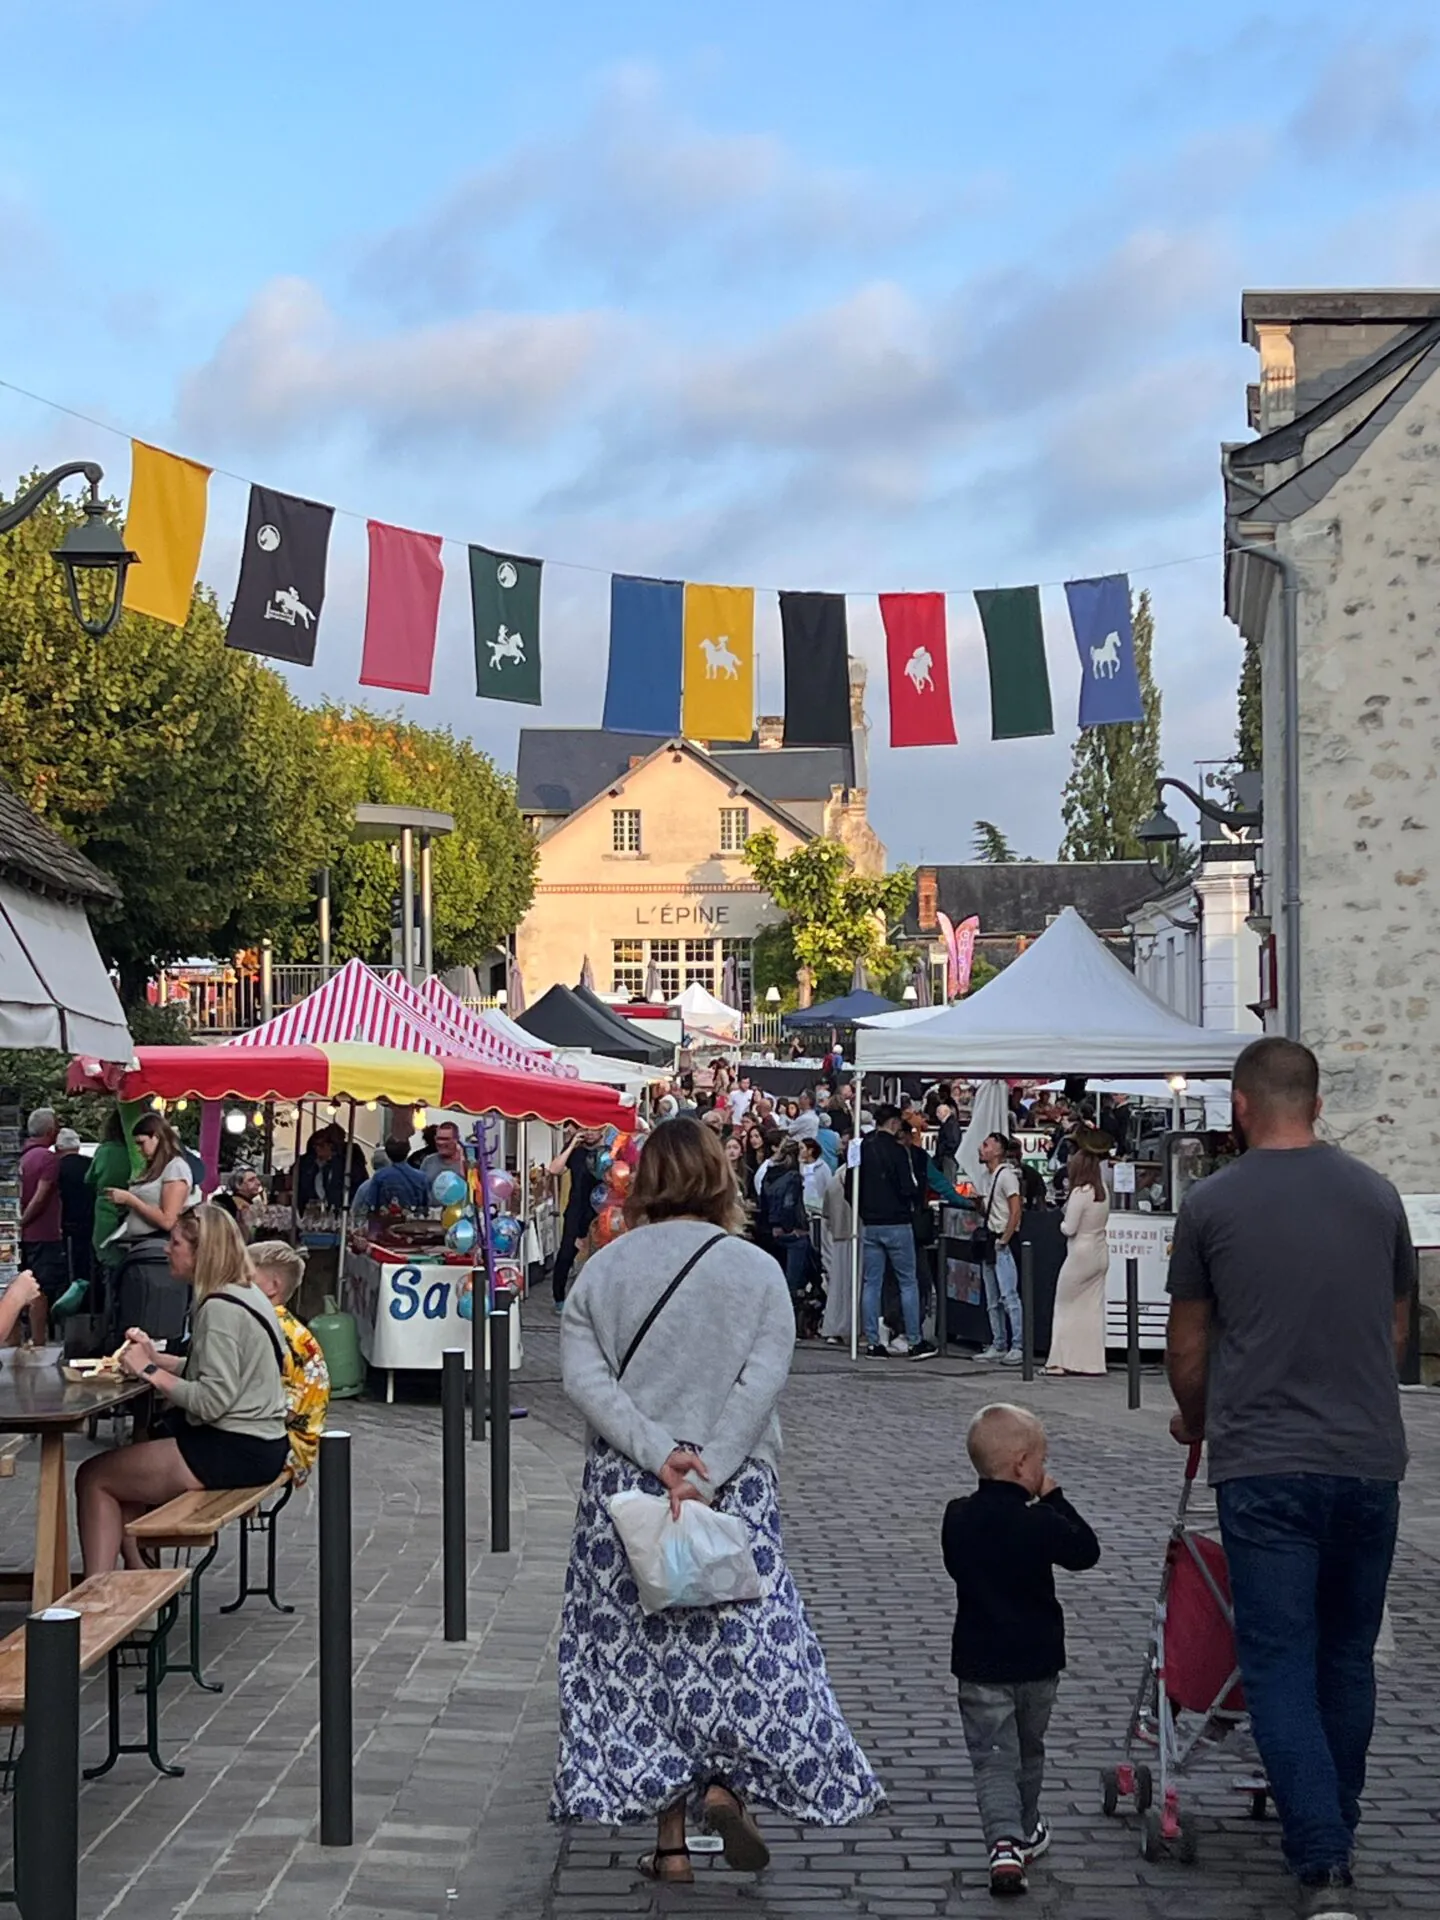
[1045,1144,1111,1377]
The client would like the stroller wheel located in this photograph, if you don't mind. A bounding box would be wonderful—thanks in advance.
[1100,1767,1119,1817]
[1177,1811,1199,1865]
[1140,1807,1164,1862]
[1133,1764,1154,1814]
[1248,1789,1269,1821]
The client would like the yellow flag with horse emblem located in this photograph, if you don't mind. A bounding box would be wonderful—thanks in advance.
[682,583,755,743]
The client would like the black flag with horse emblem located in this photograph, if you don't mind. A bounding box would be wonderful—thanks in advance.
[225,486,333,666]
[470,545,542,705]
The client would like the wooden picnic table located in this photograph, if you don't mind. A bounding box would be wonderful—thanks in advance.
[0,1366,149,1608]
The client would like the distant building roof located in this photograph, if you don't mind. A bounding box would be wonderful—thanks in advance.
[711,745,854,802]
[903,862,1159,941]
[517,729,855,818]
[0,780,119,904]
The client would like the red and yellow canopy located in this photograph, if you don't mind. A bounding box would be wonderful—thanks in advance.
[83,1043,633,1129]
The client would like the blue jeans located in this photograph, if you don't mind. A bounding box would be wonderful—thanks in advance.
[1217,1473,1399,1880]
[861,1224,920,1347]
[982,1244,1022,1352]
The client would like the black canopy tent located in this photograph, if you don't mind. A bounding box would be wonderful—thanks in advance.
[518,983,671,1067]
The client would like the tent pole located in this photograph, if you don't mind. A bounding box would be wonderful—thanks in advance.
[849,1071,864,1363]
[340,1098,357,1267]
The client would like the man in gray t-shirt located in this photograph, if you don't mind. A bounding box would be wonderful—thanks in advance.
[1166,1037,1412,1918]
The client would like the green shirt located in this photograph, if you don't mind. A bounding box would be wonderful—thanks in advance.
[87,1139,133,1257]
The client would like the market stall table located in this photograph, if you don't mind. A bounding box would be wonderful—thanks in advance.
[343,1247,523,1402]
[0,1367,148,1607]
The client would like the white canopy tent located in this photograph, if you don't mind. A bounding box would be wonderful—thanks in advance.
[674,980,742,1042]
[856,908,1253,1077]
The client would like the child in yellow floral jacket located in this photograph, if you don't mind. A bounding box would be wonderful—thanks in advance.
[248,1241,330,1479]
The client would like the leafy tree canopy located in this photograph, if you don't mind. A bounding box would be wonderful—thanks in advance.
[972,820,1019,863]
[743,829,914,994]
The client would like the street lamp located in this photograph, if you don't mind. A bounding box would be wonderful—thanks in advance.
[764,985,781,1005]
[1136,776,1261,882]
[902,984,919,1003]
[0,462,136,637]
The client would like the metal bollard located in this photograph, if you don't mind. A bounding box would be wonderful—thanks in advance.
[441,1350,467,1642]
[470,1268,487,1443]
[15,1607,80,1920]
[1126,1257,1141,1410]
[490,1287,514,1554]
[1020,1239,1035,1382]
[318,1431,354,1848]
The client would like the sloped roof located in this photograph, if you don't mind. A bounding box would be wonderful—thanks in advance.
[903,863,1157,940]
[524,734,815,846]
[0,780,118,904]
[711,745,854,801]
[517,729,851,819]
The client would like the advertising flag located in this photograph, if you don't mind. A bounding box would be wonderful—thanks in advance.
[880,592,956,747]
[359,521,445,695]
[1065,572,1145,727]
[470,546,542,705]
[974,586,1053,740]
[121,441,210,627]
[681,583,754,741]
[780,591,850,747]
[937,911,981,999]
[603,575,683,735]
[225,485,333,665]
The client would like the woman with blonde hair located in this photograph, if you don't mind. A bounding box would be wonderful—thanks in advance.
[76,1204,289,1575]
[552,1116,881,1882]
[1044,1134,1112,1378]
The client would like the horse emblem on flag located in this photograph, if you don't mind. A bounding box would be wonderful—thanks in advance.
[904,645,935,694]
[489,624,526,670]
[264,586,315,629]
[700,634,741,680]
[1090,630,1121,679]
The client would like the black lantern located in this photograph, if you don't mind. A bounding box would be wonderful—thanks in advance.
[1138,777,1261,883]
[0,461,137,638]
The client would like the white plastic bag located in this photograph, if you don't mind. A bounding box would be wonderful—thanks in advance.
[608,1489,762,1613]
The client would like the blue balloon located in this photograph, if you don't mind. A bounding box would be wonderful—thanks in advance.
[490,1214,522,1256]
[446,1217,478,1255]
[591,1183,610,1212]
[458,1287,474,1321]
[594,1149,614,1177]
[432,1170,468,1208]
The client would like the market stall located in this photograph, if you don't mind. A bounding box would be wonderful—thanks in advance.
[855,908,1253,1357]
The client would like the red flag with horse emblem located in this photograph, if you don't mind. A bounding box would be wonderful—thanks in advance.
[881,592,955,747]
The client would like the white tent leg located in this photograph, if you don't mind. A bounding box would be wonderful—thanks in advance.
[849,1071,864,1362]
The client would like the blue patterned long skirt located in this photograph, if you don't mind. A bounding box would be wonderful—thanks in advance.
[550,1438,884,1827]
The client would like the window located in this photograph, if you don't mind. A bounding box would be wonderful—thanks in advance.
[683,938,714,990]
[721,937,753,1012]
[611,809,642,854]
[611,939,643,999]
[650,938,680,1001]
[719,806,749,853]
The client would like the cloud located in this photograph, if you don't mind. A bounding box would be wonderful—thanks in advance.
[1287,33,1434,159]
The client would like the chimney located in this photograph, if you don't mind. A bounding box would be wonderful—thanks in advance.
[756,716,783,750]
[917,866,938,932]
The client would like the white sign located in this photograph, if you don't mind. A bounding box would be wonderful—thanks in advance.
[1105,1213,1175,1352]
[1403,1196,1440,1249]
[342,1253,522,1372]
[1112,1161,1136,1194]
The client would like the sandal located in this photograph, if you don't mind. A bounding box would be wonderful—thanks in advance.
[638,1846,693,1884]
[702,1782,771,1873]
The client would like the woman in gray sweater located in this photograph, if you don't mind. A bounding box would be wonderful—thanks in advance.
[552,1116,881,1882]
[77,1204,289,1575]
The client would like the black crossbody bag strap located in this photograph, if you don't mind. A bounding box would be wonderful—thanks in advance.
[617,1232,727,1379]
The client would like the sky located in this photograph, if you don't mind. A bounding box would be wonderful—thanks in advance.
[5,0,1440,865]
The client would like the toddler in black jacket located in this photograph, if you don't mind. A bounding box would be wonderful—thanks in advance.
[941,1403,1100,1898]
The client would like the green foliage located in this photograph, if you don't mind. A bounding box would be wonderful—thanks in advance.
[743,830,915,993]
[1236,636,1262,771]
[750,922,800,1006]
[972,820,1019,863]
[306,707,537,969]
[1058,588,1163,861]
[0,475,347,997]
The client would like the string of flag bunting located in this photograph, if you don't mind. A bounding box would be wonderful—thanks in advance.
[108,433,1158,752]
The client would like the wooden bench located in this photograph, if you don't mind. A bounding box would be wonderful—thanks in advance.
[0,1568,190,1781]
[126,1479,290,1692]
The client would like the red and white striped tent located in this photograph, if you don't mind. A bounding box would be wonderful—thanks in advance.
[415,975,560,1062]
[381,970,571,1077]
[226,958,570,1077]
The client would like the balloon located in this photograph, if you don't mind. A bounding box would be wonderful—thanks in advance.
[458,1285,474,1321]
[591,1202,626,1248]
[446,1217,478,1255]
[607,1160,632,1195]
[617,1133,641,1167]
[602,1125,618,1147]
[432,1170,468,1208]
[591,1183,611,1212]
[488,1170,516,1208]
[441,1202,466,1230]
[490,1214,522,1257]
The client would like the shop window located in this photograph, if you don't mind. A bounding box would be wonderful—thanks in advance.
[611,809,642,854]
[721,937,754,1011]
[650,938,680,1001]
[683,938,715,990]
[612,939,643,999]
[719,806,749,853]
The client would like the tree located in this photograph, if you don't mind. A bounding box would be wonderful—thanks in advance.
[308,708,536,969]
[1058,587,1163,861]
[1236,636,1262,771]
[0,475,348,998]
[972,820,1019,863]
[743,830,914,1001]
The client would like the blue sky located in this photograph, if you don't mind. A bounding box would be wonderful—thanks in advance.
[5,0,1440,862]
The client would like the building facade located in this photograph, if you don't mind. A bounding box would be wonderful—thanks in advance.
[1128,841,1263,1035]
[904,860,1160,992]
[1225,289,1440,1190]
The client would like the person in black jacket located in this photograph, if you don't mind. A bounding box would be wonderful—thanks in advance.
[854,1106,937,1362]
[941,1403,1100,1898]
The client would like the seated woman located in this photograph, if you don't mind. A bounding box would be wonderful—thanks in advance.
[75,1205,289,1577]
[247,1240,330,1481]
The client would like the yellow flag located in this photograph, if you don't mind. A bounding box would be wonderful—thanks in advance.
[682,583,755,742]
[122,441,210,627]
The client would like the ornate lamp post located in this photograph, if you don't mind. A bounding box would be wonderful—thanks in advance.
[1135,776,1261,884]
[0,462,136,637]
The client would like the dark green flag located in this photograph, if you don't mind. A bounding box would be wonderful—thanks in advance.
[470,546,542,705]
[974,586,1053,740]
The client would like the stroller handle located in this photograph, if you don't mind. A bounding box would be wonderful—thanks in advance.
[1184,1440,1203,1482]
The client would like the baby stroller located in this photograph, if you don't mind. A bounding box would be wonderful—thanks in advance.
[1101,1442,1268,1864]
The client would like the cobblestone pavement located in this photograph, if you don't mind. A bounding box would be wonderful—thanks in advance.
[5,1309,1440,1919]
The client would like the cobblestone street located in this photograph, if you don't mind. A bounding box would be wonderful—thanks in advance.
[5,1304,1440,1918]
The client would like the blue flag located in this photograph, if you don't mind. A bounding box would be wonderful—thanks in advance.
[603,575,684,734]
[1065,573,1145,727]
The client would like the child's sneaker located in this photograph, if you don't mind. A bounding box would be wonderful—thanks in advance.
[988,1840,1028,1897]
[1021,1818,1050,1863]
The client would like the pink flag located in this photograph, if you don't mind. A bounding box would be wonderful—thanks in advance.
[359,520,444,694]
